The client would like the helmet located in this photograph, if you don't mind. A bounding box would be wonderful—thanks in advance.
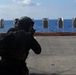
[18,16,34,32]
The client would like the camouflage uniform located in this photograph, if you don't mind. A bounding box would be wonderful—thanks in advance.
[0,16,41,75]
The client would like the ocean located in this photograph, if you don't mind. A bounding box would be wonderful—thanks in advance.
[0,19,76,32]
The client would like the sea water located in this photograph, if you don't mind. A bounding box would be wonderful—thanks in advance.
[0,19,76,32]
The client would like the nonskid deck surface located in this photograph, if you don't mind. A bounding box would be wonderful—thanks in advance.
[26,36,76,75]
[0,33,76,74]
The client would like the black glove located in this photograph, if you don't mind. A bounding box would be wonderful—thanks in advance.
[29,28,36,35]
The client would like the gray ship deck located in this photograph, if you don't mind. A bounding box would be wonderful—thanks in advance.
[1,32,76,75]
[27,35,76,75]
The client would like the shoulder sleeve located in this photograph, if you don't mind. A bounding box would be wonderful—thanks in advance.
[0,33,14,50]
[30,34,42,54]
[0,33,15,56]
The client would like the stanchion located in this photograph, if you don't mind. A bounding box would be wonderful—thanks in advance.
[58,18,64,32]
[42,18,49,32]
[14,18,19,28]
[0,19,4,28]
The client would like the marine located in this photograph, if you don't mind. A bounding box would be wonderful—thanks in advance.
[0,16,41,75]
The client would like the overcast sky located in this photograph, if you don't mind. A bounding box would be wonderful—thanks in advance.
[0,0,76,20]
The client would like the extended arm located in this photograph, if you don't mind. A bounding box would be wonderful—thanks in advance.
[30,35,41,54]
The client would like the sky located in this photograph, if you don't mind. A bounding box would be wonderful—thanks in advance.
[0,0,76,20]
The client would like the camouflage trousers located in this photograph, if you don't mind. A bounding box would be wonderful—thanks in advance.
[0,60,29,75]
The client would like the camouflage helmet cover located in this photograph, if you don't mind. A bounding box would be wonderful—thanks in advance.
[18,16,34,31]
